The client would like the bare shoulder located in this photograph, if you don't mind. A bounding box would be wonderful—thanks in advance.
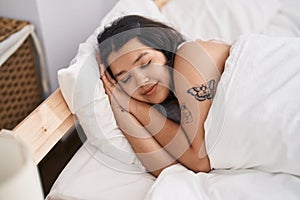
[174,41,207,76]
[172,39,231,120]
[174,40,231,76]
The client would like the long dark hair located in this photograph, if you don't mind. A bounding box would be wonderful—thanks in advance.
[97,15,185,78]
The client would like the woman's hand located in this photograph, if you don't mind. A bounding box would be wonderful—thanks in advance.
[96,52,150,138]
[97,53,132,113]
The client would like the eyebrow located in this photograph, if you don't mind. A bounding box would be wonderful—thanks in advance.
[114,52,148,78]
[114,70,126,78]
[133,52,148,65]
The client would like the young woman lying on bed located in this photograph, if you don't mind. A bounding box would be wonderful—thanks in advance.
[97,15,230,177]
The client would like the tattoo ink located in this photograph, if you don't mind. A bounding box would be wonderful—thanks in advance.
[181,103,193,124]
[187,79,215,101]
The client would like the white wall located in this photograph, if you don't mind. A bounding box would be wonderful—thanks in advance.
[0,0,118,95]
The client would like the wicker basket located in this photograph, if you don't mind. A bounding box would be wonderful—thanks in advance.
[0,17,42,130]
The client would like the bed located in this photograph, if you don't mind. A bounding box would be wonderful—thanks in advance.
[9,0,300,199]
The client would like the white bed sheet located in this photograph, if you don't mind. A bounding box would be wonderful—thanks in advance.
[46,142,155,200]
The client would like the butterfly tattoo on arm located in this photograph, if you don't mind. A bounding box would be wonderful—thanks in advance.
[187,79,216,101]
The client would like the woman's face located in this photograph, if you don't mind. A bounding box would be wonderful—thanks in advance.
[107,38,171,104]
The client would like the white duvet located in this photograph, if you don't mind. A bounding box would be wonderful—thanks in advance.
[206,34,300,175]
[146,34,300,199]
[145,164,300,200]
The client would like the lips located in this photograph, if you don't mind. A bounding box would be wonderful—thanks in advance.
[142,83,158,96]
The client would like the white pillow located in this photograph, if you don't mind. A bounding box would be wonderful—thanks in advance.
[161,0,280,43]
[58,0,169,171]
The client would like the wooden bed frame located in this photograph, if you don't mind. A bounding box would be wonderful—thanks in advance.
[12,89,74,164]
[6,0,170,165]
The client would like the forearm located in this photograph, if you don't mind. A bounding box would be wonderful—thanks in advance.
[130,100,210,172]
[113,108,177,176]
[122,129,177,177]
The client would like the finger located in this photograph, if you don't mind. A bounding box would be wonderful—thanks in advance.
[101,77,113,96]
[106,86,122,108]
[96,52,106,77]
[96,51,101,64]
[105,85,113,96]
[114,82,123,92]
[104,70,117,85]
[101,73,114,91]
[99,63,106,78]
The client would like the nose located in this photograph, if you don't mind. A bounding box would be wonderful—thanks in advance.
[132,68,150,86]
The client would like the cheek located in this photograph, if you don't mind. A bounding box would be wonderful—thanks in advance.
[123,86,145,102]
[147,64,169,76]
[150,66,171,86]
[119,82,138,96]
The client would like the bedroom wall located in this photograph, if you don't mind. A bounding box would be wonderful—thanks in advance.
[0,0,118,96]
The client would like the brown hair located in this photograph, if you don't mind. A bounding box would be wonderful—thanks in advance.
[97,15,185,78]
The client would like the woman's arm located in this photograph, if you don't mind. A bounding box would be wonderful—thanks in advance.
[173,40,230,166]
[100,63,177,177]
[112,104,177,177]
[129,40,230,172]
[129,100,210,172]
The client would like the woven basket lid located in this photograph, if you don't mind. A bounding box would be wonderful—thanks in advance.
[0,17,29,42]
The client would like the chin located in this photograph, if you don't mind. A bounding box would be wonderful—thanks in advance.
[150,99,164,104]
[151,92,170,104]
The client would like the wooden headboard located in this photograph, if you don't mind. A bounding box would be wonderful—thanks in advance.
[7,0,171,165]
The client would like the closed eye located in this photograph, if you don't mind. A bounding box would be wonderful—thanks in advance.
[121,74,132,83]
[140,60,151,69]
[121,75,131,83]
[120,60,151,83]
